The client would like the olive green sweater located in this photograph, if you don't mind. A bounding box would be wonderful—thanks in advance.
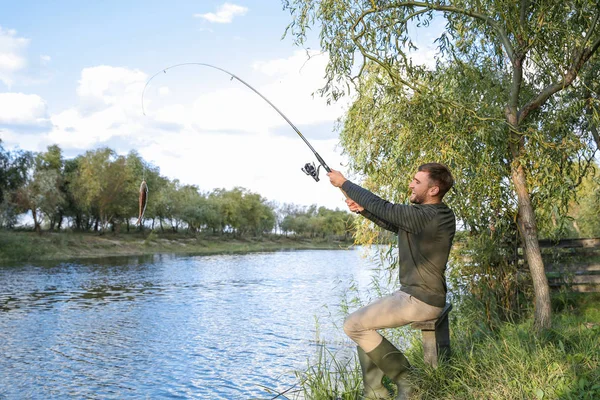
[342,180,456,307]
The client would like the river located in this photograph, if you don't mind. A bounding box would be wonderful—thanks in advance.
[0,248,394,399]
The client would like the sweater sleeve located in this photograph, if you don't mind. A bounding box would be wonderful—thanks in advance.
[360,209,400,233]
[342,180,438,234]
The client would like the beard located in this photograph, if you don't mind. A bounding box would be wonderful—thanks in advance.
[409,192,423,204]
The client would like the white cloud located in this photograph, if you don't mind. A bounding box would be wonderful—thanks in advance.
[131,51,352,208]
[142,50,351,135]
[30,52,347,153]
[0,92,49,126]
[49,107,133,148]
[76,65,147,109]
[45,66,148,149]
[194,3,248,23]
[40,55,51,65]
[0,26,29,86]
[0,53,25,72]
[7,52,351,208]
[141,132,348,209]
[251,50,352,130]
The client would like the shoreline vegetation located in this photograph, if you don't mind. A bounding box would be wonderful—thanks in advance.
[290,291,600,400]
[0,230,355,263]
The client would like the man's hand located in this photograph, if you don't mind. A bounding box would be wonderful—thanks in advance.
[327,169,347,188]
[346,199,364,213]
[327,170,361,213]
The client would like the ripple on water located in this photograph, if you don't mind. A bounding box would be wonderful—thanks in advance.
[0,249,387,399]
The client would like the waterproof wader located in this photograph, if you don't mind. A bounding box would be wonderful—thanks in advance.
[366,337,413,399]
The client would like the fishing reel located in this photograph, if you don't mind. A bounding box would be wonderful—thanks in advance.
[302,162,321,182]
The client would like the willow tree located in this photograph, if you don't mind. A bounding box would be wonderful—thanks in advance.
[284,1,600,329]
[15,169,65,234]
[36,145,67,230]
[69,148,136,232]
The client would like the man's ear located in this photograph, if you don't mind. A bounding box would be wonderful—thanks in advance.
[429,185,440,196]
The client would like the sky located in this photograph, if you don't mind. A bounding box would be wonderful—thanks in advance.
[0,0,444,210]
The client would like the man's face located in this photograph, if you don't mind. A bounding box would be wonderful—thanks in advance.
[408,171,435,204]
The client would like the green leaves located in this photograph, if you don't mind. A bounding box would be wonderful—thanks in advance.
[13,147,66,232]
[284,0,600,329]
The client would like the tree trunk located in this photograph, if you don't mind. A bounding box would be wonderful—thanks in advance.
[511,162,551,330]
[506,54,552,330]
[32,208,42,235]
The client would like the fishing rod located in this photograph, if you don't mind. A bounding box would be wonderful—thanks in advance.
[141,63,330,182]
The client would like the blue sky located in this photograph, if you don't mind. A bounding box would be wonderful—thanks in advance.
[0,1,443,209]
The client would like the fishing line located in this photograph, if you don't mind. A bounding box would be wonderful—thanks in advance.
[141,62,331,182]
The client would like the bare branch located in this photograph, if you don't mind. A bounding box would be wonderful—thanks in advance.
[400,8,431,24]
[519,0,530,28]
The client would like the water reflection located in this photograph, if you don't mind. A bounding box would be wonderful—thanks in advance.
[0,249,386,399]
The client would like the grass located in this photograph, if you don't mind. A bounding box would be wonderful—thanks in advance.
[289,292,600,400]
[296,346,363,400]
[0,230,354,263]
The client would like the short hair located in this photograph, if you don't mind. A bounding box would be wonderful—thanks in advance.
[418,163,454,197]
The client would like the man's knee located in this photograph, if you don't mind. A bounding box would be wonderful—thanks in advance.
[343,314,362,338]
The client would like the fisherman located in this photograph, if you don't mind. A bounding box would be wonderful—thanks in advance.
[327,163,456,399]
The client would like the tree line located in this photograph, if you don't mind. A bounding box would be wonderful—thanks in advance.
[0,141,355,238]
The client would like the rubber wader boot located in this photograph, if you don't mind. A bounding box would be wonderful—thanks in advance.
[357,346,391,399]
[366,337,414,400]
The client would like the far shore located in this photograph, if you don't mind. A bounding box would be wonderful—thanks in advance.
[0,230,356,263]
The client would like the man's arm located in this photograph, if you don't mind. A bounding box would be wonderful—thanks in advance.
[346,198,399,233]
[360,209,400,233]
[342,180,437,234]
[327,169,437,234]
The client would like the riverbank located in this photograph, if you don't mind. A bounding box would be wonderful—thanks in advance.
[0,231,355,263]
[294,292,600,399]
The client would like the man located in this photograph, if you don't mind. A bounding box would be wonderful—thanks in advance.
[327,163,456,399]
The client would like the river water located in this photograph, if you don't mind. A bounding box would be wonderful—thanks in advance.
[0,248,393,399]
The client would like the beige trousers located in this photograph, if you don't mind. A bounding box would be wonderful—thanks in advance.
[343,290,443,352]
